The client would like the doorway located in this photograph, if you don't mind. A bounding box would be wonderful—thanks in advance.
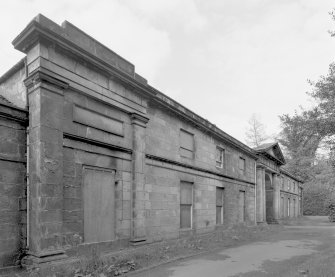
[265,173,273,222]
[83,167,115,243]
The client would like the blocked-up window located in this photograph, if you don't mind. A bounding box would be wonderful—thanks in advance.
[180,129,194,159]
[83,167,115,243]
[216,147,225,168]
[216,187,225,224]
[239,157,246,174]
[180,181,193,229]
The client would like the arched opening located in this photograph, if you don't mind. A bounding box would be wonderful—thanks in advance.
[265,174,272,189]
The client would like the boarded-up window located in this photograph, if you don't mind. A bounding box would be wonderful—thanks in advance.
[180,129,194,159]
[180,182,193,229]
[239,190,245,223]
[216,187,225,224]
[216,147,225,168]
[83,167,115,243]
[239,157,246,174]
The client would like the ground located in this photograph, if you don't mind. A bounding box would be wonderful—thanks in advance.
[1,216,334,276]
[128,217,335,277]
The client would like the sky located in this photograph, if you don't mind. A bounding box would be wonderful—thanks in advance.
[0,0,335,144]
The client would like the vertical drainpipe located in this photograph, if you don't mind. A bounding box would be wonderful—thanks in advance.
[24,58,30,250]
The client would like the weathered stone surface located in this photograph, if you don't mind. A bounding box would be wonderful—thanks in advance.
[0,14,303,268]
[0,107,27,267]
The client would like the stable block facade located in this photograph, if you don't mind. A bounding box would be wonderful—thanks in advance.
[0,15,303,268]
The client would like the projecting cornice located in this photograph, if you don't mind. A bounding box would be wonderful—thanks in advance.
[12,14,155,99]
[12,14,257,159]
[24,71,69,90]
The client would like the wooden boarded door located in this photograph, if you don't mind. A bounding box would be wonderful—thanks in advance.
[83,167,115,243]
[239,191,245,223]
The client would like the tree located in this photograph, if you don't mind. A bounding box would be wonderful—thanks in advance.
[278,111,323,181]
[277,8,335,215]
[245,113,268,147]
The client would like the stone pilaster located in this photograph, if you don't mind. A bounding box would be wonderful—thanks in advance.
[130,113,149,243]
[256,166,265,223]
[272,174,280,221]
[24,71,68,264]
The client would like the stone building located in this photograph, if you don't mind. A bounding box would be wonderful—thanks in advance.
[0,14,303,268]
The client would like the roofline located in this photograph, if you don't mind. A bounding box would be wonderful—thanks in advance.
[150,87,257,158]
[253,142,277,151]
[280,168,304,184]
[257,152,285,165]
[254,142,286,165]
[0,58,25,84]
[12,14,258,159]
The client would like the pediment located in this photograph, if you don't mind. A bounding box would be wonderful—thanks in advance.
[253,142,286,165]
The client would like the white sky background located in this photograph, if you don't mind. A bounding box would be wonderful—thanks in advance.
[0,0,335,144]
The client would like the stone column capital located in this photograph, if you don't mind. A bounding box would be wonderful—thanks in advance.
[256,164,266,169]
[24,71,69,95]
[131,113,149,128]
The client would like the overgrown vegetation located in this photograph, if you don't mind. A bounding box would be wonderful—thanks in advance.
[276,9,335,216]
[13,224,278,277]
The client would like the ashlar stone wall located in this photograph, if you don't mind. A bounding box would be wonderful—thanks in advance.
[0,102,27,267]
[144,103,256,242]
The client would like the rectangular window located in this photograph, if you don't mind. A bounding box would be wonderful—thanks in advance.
[287,181,290,191]
[239,190,246,222]
[239,157,246,174]
[216,187,225,224]
[281,196,284,217]
[180,129,194,159]
[216,147,225,168]
[180,181,193,229]
[287,198,290,217]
